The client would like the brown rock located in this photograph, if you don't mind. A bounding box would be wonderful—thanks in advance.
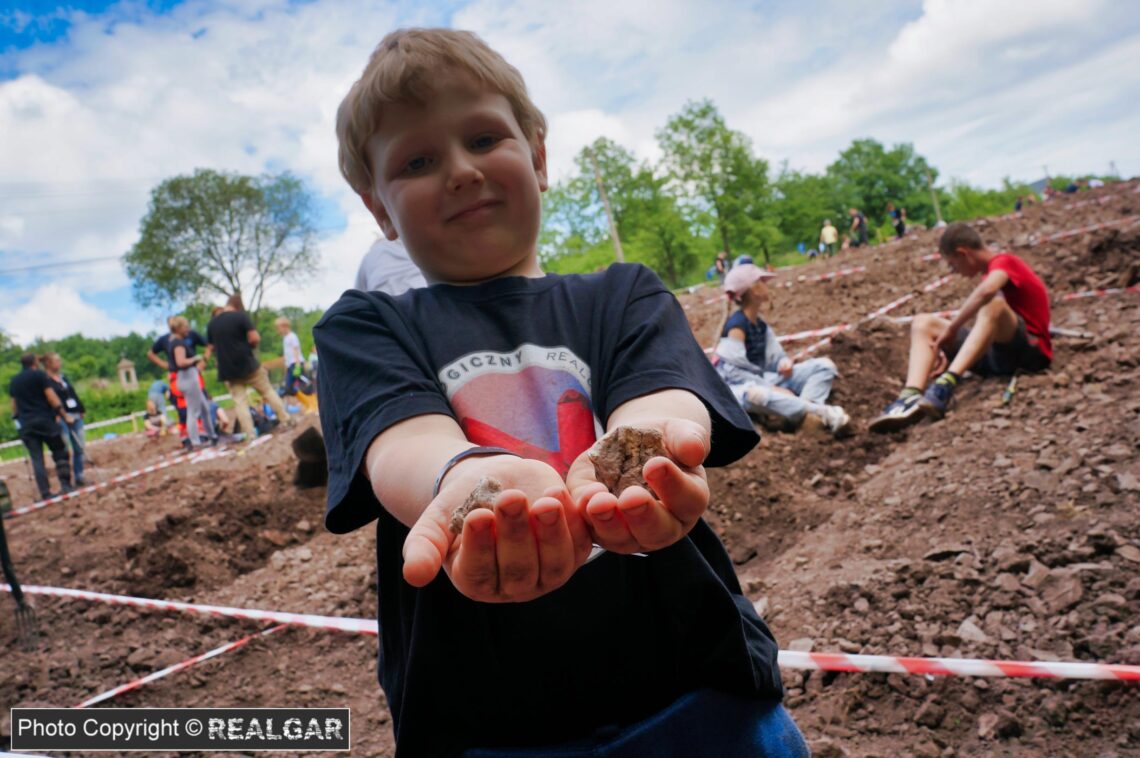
[449,476,503,534]
[1117,544,1140,563]
[1038,570,1084,614]
[924,543,971,561]
[808,737,848,758]
[588,426,668,497]
[1022,560,1051,589]
[915,699,946,728]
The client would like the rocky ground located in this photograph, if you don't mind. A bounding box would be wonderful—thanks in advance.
[1,182,1138,757]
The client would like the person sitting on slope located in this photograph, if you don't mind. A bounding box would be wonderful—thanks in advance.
[714,264,851,437]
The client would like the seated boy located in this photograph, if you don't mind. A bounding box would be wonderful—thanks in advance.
[315,28,805,758]
[714,264,850,436]
[870,222,1051,433]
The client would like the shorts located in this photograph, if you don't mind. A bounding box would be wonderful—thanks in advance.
[462,689,807,758]
[951,316,1051,377]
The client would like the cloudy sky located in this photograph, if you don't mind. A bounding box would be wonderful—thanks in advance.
[2,0,1138,343]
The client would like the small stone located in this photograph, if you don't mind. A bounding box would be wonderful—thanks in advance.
[924,543,971,561]
[915,450,937,463]
[589,426,668,497]
[994,573,1021,592]
[1021,560,1051,589]
[788,637,814,652]
[753,596,769,617]
[808,737,847,758]
[853,597,870,613]
[1038,570,1083,614]
[295,519,312,533]
[449,476,503,534]
[294,546,313,562]
[915,700,946,728]
[1115,472,1140,492]
[1117,545,1140,563]
[957,619,990,644]
[993,455,1013,468]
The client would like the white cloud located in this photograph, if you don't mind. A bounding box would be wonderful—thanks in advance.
[0,283,158,343]
[2,0,1140,338]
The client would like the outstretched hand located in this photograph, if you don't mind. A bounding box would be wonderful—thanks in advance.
[400,456,593,603]
[566,418,710,554]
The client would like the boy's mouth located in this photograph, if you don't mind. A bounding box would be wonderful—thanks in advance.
[446,199,501,222]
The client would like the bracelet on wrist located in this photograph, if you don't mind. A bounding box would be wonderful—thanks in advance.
[432,446,520,499]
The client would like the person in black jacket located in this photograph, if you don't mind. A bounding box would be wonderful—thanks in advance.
[42,352,88,486]
[8,353,73,500]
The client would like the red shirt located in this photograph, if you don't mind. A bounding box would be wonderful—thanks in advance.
[988,252,1052,360]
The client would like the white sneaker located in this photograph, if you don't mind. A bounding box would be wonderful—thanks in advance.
[819,405,852,437]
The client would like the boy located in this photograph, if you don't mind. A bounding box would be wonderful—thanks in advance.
[819,219,838,257]
[715,264,850,437]
[316,28,805,758]
[870,222,1051,433]
[275,316,307,397]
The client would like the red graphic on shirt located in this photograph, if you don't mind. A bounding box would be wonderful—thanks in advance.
[460,388,594,477]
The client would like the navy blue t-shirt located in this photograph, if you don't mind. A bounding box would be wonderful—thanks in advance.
[152,330,206,373]
[314,263,781,757]
[723,310,770,368]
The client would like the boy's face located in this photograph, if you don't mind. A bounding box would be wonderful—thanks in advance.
[945,246,984,277]
[275,323,289,336]
[362,75,548,283]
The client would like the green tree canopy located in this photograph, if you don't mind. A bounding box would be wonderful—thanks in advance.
[656,99,777,262]
[826,139,939,228]
[124,168,319,313]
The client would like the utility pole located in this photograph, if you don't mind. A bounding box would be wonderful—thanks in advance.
[1109,161,1119,178]
[925,169,943,225]
[588,147,624,263]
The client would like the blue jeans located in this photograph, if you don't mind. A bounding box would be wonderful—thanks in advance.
[60,416,86,483]
[462,690,808,757]
[719,357,839,424]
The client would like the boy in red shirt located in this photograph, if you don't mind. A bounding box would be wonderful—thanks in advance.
[870,222,1051,432]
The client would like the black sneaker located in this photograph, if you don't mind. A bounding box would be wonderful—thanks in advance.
[869,394,925,433]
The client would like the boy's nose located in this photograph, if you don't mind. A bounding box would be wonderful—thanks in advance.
[447,150,484,192]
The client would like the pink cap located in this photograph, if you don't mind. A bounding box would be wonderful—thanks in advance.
[723,264,777,298]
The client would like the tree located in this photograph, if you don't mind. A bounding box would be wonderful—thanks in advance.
[656,100,776,261]
[124,169,319,313]
[773,166,844,253]
[826,139,939,229]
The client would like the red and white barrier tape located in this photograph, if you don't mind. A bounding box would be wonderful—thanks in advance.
[3,454,192,520]
[8,583,1137,682]
[3,584,379,635]
[779,650,1140,681]
[793,266,867,285]
[1028,214,1140,246]
[791,274,953,360]
[777,324,850,344]
[1060,284,1140,302]
[76,625,287,708]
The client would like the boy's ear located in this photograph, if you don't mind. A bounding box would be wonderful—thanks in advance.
[360,192,399,240]
[531,134,548,192]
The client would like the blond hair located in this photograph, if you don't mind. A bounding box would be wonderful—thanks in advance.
[169,316,189,331]
[275,316,291,329]
[336,28,547,198]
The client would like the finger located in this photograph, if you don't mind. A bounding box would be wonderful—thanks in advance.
[402,502,458,586]
[660,418,710,469]
[643,456,709,526]
[584,490,639,553]
[449,509,498,597]
[531,495,576,588]
[493,489,540,598]
[616,485,682,550]
[548,486,594,564]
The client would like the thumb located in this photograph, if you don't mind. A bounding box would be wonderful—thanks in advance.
[661,418,710,469]
[402,507,452,587]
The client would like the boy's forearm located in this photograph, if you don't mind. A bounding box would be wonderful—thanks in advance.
[607,389,711,435]
[364,414,482,528]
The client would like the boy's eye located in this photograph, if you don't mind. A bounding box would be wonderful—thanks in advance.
[402,156,431,174]
[470,134,500,150]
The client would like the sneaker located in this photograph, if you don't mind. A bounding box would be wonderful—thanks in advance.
[819,405,852,437]
[919,380,955,420]
[869,394,925,433]
[751,406,799,434]
[181,438,193,452]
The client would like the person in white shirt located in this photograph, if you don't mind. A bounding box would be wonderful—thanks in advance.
[354,237,427,295]
[275,317,308,398]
